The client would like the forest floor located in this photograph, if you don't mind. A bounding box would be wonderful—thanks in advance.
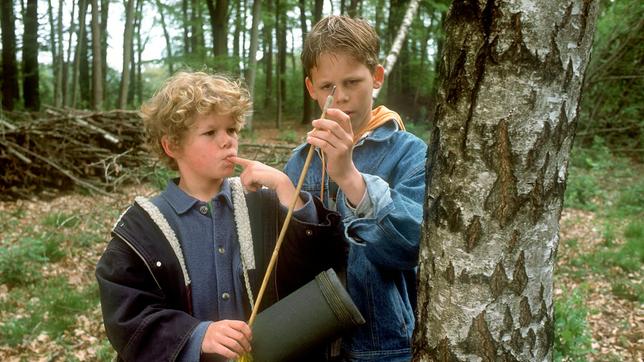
[0,120,641,361]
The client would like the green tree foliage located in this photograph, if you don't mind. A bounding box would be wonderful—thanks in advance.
[577,0,643,153]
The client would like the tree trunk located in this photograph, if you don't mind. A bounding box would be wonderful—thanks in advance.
[182,0,190,54]
[190,0,205,60]
[263,0,273,108]
[79,23,90,106]
[275,0,286,128]
[241,0,247,67]
[118,0,135,109]
[91,0,103,110]
[1,0,20,110]
[373,0,420,101]
[213,0,228,57]
[63,0,76,106]
[155,0,174,75]
[71,0,88,108]
[191,0,199,56]
[100,0,109,102]
[244,0,262,130]
[413,1,599,361]
[233,0,241,65]
[313,0,323,22]
[347,0,359,18]
[135,0,144,105]
[23,0,40,110]
[298,0,312,124]
[55,0,64,108]
[47,0,60,106]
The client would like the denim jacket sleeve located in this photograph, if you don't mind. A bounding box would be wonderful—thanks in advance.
[335,135,426,271]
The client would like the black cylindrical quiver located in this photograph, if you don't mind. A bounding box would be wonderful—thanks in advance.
[250,268,365,361]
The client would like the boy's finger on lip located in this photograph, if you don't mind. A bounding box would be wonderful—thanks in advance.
[227,156,247,165]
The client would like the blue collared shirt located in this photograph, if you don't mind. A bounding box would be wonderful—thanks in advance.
[151,178,317,361]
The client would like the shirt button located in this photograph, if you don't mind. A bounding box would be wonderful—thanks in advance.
[199,205,208,215]
[221,292,230,300]
[305,229,313,236]
[218,247,225,254]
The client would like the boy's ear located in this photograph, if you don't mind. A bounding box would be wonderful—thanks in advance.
[305,76,317,99]
[373,65,385,89]
[161,136,179,159]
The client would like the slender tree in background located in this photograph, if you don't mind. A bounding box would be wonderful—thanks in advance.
[208,0,228,58]
[413,0,599,360]
[71,0,88,107]
[347,0,359,18]
[91,0,103,110]
[63,0,76,106]
[55,0,65,107]
[155,0,174,75]
[100,0,109,102]
[313,0,323,22]
[79,19,91,106]
[244,0,262,129]
[373,0,420,101]
[47,0,60,107]
[118,0,135,109]
[191,0,205,60]
[1,0,20,110]
[298,0,312,124]
[23,0,40,111]
[182,0,189,54]
[233,0,242,68]
[136,0,145,105]
[275,0,286,128]
[263,0,273,108]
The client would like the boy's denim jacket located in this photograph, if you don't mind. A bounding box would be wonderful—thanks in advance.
[285,119,427,360]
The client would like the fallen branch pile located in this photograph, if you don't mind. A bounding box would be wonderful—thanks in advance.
[0,108,296,200]
[0,108,150,200]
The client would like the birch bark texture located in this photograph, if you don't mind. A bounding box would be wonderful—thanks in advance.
[414,1,599,361]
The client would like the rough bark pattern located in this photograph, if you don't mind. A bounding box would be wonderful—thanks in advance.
[414,1,599,361]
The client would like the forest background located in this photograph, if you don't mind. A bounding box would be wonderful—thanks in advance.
[0,0,642,361]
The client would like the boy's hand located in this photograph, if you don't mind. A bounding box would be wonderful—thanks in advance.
[307,108,366,205]
[229,156,304,209]
[201,320,252,359]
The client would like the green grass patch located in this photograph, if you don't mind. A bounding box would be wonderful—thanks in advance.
[554,285,594,362]
[42,212,81,229]
[0,234,65,287]
[562,142,643,303]
[0,277,98,346]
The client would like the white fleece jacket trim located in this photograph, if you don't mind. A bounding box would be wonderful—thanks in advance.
[135,196,191,286]
[229,177,256,270]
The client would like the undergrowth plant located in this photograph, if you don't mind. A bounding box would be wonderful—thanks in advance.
[554,285,594,362]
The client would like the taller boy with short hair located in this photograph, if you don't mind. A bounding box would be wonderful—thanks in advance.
[285,15,427,361]
[96,71,345,361]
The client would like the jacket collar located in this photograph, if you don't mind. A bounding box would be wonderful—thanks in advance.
[161,178,234,215]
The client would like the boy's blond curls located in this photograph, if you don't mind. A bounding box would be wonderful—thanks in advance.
[302,15,380,77]
[141,72,251,170]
